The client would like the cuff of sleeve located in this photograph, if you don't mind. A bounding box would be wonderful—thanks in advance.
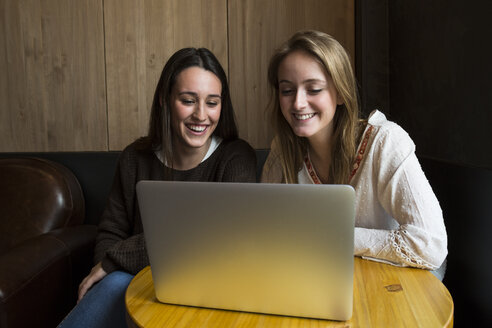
[101,256,119,274]
[360,255,405,267]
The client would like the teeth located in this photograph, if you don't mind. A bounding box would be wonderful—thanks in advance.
[188,125,206,132]
[294,113,315,120]
[188,124,206,132]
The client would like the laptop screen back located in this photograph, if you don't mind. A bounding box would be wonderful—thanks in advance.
[137,181,355,320]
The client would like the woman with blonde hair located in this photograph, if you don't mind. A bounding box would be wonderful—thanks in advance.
[262,30,447,277]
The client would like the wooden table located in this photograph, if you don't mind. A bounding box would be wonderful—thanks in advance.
[126,258,453,327]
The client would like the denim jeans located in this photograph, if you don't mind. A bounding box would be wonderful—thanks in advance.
[431,258,447,281]
[58,271,134,328]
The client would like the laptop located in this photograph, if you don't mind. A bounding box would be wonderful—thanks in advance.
[136,181,355,321]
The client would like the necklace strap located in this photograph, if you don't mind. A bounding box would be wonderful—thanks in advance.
[304,154,322,184]
[348,125,373,182]
[304,125,374,184]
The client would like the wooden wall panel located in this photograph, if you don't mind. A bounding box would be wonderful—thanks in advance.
[104,0,228,150]
[228,0,355,149]
[0,0,107,151]
[0,0,353,152]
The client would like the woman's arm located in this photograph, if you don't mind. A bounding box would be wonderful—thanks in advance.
[354,126,447,270]
[94,147,149,275]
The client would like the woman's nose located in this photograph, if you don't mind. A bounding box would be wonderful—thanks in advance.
[192,102,207,121]
[294,90,307,110]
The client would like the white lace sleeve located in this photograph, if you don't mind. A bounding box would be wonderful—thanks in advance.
[387,225,442,268]
[353,121,447,270]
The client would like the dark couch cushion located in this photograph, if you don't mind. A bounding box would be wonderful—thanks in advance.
[0,158,85,253]
[0,152,120,226]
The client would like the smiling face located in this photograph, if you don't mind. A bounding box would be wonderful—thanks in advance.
[277,50,342,144]
[170,66,222,154]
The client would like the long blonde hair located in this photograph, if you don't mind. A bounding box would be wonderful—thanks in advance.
[267,30,361,184]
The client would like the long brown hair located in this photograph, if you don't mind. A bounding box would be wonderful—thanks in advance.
[267,30,361,184]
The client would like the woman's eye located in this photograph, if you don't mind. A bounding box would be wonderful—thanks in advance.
[280,89,294,96]
[308,89,322,94]
[181,99,195,105]
[207,101,219,107]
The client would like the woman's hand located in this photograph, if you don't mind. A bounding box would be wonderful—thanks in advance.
[78,262,107,302]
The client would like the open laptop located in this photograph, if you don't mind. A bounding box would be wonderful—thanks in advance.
[136,181,355,321]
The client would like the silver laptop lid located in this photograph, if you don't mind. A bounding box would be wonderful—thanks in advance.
[137,181,355,320]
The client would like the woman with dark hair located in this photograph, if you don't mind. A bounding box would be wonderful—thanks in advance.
[58,48,256,328]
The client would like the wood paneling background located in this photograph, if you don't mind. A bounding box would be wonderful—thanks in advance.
[0,0,107,151]
[0,0,354,151]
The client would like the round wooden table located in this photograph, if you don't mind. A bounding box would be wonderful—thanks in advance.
[126,258,453,327]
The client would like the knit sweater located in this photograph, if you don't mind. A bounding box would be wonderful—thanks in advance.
[262,110,448,270]
[95,138,257,274]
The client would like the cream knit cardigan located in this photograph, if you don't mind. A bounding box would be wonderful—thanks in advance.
[261,110,448,270]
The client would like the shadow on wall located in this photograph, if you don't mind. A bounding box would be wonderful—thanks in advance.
[420,156,492,326]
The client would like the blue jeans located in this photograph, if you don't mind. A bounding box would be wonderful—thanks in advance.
[58,271,134,328]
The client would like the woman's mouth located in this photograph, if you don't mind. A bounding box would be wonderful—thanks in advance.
[186,124,208,134]
[293,113,316,121]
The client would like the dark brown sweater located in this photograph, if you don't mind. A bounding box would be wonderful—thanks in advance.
[95,138,257,274]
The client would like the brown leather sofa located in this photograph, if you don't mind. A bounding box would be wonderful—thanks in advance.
[0,158,97,328]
